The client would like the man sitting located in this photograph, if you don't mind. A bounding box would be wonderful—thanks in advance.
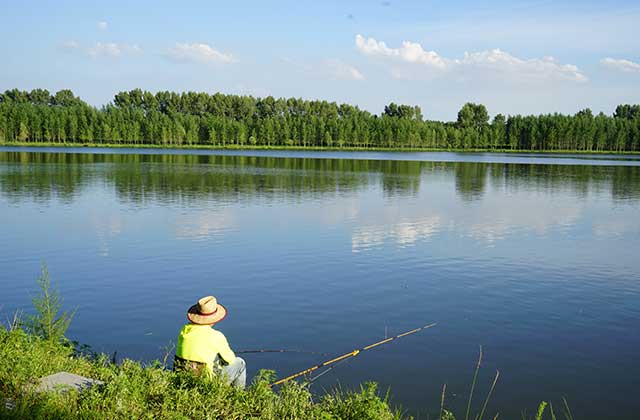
[174,295,246,388]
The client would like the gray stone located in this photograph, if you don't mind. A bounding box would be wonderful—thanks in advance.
[36,372,104,393]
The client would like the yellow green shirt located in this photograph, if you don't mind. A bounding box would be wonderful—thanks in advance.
[175,324,236,374]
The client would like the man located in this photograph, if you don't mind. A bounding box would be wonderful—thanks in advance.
[174,295,246,389]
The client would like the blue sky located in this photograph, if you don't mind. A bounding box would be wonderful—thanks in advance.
[1,0,638,120]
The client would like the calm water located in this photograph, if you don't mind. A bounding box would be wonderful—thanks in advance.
[1,147,639,419]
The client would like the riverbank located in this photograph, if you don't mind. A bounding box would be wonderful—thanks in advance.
[2,141,639,155]
[0,326,406,420]
[0,325,569,420]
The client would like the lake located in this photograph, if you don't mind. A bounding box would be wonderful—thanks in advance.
[1,146,639,419]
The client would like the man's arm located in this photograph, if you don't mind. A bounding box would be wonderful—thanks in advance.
[213,330,236,365]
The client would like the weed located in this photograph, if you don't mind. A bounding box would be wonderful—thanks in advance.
[24,264,75,344]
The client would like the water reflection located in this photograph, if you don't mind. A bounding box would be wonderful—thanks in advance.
[93,212,124,257]
[454,162,489,202]
[2,150,640,249]
[352,216,442,251]
[2,151,640,204]
[174,209,236,241]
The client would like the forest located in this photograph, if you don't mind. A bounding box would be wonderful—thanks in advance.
[0,88,639,152]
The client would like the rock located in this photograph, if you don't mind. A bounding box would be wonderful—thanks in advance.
[36,372,103,393]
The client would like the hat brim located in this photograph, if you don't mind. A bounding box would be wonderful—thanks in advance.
[187,303,227,325]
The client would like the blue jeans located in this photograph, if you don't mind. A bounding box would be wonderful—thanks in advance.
[220,357,246,389]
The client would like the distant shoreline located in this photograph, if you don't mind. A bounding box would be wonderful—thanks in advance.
[2,142,639,155]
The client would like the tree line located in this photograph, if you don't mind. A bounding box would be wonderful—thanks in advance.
[0,88,639,152]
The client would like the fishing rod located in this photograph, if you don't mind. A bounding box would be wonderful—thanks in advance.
[307,355,350,384]
[237,349,331,356]
[270,322,437,387]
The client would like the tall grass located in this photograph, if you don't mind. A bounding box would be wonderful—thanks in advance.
[440,346,501,420]
[437,348,572,420]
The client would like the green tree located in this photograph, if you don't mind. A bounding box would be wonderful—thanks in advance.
[53,89,79,107]
[18,121,29,141]
[491,114,506,149]
[457,103,489,131]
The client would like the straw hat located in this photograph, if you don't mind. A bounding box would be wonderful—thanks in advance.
[187,296,227,325]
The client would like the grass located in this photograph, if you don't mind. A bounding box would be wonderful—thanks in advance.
[0,267,573,419]
[0,326,406,420]
[2,141,639,155]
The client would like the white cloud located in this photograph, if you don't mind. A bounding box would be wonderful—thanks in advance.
[355,34,446,69]
[601,57,640,73]
[59,41,141,58]
[355,34,395,57]
[88,42,121,57]
[97,21,108,31]
[458,49,587,82]
[324,59,365,81]
[355,34,587,82]
[283,57,365,81]
[87,42,142,58]
[60,40,80,50]
[166,42,237,64]
[235,84,270,98]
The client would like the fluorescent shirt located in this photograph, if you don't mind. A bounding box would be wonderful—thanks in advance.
[176,324,236,374]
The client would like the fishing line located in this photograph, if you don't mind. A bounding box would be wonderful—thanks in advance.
[237,349,331,356]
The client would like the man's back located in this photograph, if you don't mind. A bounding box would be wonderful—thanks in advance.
[175,295,246,388]
[176,323,236,374]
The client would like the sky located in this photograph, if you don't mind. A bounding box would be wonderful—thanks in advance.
[0,0,638,120]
